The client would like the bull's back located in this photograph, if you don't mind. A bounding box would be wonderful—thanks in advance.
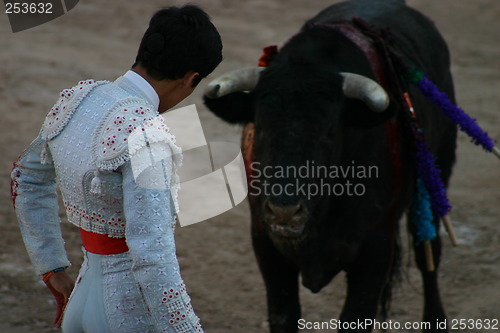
[304,0,451,84]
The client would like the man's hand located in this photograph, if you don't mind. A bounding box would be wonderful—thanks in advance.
[43,271,75,328]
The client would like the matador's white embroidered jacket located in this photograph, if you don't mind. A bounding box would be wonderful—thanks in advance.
[11,73,203,332]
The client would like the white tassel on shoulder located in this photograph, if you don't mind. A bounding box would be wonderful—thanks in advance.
[90,170,102,195]
[40,142,53,165]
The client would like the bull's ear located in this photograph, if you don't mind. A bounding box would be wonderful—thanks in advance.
[203,92,254,125]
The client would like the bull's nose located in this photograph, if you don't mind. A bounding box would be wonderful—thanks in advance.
[263,200,307,237]
[265,201,305,223]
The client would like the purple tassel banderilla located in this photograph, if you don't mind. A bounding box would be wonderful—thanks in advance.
[413,135,451,218]
[404,92,460,252]
[413,134,459,247]
[410,70,500,160]
[403,92,452,218]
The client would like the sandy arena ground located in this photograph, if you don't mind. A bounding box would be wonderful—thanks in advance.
[0,0,499,332]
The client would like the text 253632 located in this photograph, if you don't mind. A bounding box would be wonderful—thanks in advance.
[5,2,53,14]
[451,318,498,331]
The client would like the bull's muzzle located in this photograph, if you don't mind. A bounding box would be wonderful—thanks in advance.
[263,199,308,237]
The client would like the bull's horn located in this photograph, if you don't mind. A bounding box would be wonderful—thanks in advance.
[204,67,264,99]
[340,72,389,112]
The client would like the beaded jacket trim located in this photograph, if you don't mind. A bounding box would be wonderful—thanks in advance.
[40,79,109,142]
[92,100,183,214]
[39,80,109,165]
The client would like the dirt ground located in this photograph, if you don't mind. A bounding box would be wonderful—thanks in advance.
[0,0,499,332]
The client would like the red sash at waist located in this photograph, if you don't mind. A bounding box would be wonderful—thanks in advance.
[79,229,129,255]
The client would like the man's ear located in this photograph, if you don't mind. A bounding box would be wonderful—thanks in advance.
[184,71,200,88]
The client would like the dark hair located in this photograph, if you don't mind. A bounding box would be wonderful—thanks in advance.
[133,5,223,86]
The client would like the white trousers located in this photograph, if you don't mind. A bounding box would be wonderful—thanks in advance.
[62,249,156,333]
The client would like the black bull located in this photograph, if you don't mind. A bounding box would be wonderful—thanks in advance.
[204,0,457,332]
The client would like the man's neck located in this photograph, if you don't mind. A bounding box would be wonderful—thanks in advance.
[131,66,182,113]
